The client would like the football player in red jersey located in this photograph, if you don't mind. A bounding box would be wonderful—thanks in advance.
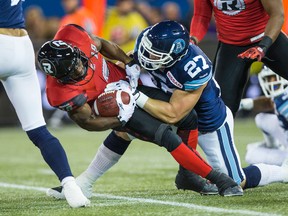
[38,24,243,202]
[190,0,288,117]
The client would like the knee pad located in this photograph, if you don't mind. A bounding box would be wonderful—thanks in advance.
[155,124,182,152]
[175,110,198,130]
[104,131,131,155]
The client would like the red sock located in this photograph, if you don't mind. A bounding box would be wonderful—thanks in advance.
[170,142,212,177]
[177,128,198,149]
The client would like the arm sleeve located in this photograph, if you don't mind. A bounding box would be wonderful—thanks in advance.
[190,0,213,42]
[56,94,87,111]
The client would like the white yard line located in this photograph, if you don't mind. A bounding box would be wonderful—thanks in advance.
[0,182,281,216]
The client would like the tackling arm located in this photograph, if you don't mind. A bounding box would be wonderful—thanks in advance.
[141,84,206,124]
[68,103,121,131]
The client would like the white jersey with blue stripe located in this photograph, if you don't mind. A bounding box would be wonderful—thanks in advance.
[147,44,227,132]
[0,0,25,28]
[274,88,288,130]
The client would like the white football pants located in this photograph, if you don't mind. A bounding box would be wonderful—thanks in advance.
[198,107,245,185]
[0,34,45,131]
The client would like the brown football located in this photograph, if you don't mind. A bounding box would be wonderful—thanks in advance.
[93,90,130,117]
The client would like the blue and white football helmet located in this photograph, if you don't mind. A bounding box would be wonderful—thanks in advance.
[136,20,189,71]
[258,66,288,98]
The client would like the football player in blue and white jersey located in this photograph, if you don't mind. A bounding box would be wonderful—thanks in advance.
[242,66,288,166]
[122,20,288,190]
[0,0,89,208]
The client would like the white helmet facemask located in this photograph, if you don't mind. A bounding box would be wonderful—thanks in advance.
[258,66,288,98]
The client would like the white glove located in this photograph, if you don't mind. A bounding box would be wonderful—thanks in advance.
[239,98,254,111]
[125,60,141,90]
[116,90,136,126]
[105,80,132,93]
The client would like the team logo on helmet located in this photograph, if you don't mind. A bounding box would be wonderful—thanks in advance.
[172,39,186,54]
[39,59,56,76]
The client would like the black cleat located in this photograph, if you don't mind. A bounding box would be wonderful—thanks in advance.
[175,166,218,195]
[221,185,243,197]
[206,170,243,197]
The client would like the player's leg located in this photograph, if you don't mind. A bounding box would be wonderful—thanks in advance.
[199,107,288,189]
[47,130,131,199]
[245,142,288,166]
[0,35,89,208]
[213,42,252,117]
[255,113,287,148]
[198,107,246,186]
[125,108,242,196]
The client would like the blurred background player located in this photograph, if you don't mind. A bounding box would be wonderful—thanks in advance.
[103,0,148,53]
[60,0,103,35]
[0,0,89,208]
[240,66,288,166]
[190,0,288,117]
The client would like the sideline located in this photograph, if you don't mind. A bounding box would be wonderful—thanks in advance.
[0,182,281,216]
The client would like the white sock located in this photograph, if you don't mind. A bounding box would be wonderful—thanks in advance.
[79,143,122,184]
[255,163,287,186]
[61,176,75,186]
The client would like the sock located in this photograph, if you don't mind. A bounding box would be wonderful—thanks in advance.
[26,126,72,181]
[254,163,288,186]
[61,176,75,186]
[177,128,198,149]
[170,142,212,178]
[80,131,131,183]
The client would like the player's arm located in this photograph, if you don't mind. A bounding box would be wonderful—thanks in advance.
[190,0,213,44]
[239,96,274,113]
[261,0,284,43]
[89,35,132,64]
[139,84,206,124]
[68,103,121,131]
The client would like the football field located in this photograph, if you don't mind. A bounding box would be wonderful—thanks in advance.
[0,118,287,216]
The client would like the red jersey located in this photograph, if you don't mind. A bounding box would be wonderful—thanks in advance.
[191,0,269,46]
[46,24,127,111]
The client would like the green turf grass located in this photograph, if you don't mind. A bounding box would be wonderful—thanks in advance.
[0,118,286,216]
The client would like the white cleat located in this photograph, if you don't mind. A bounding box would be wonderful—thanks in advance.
[62,180,91,208]
[46,186,65,199]
[75,174,93,198]
[46,174,93,200]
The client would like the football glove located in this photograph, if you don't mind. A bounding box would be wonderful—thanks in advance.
[125,59,141,90]
[105,81,149,109]
[238,98,254,111]
[105,80,132,93]
[116,90,136,126]
[238,46,265,62]
[238,36,273,62]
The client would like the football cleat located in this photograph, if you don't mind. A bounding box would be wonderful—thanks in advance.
[206,170,243,197]
[221,185,243,197]
[62,179,91,208]
[46,186,65,199]
[46,174,94,200]
[175,166,218,195]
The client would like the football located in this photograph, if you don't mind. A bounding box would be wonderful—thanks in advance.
[93,90,130,117]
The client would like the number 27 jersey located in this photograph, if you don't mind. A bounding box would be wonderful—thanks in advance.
[149,44,227,132]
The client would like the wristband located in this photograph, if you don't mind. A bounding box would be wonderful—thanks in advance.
[258,36,273,53]
[240,98,254,110]
[134,90,149,108]
[190,36,197,45]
